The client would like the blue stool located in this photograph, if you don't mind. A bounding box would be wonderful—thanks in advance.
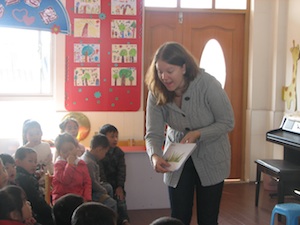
[270,203,300,225]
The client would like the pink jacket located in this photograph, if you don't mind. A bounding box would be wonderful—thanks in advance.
[52,157,92,203]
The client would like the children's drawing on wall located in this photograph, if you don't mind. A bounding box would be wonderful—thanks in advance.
[74,67,100,86]
[111,19,136,38]
[112,44,137,63]
[74,0,101,14]
[111,0,136,15]
[74,18,100,38]
[111,67,136,86]
[74,43,100,63]
[282,40,300,111]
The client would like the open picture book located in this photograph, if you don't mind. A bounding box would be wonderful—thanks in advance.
[163,143,197,171]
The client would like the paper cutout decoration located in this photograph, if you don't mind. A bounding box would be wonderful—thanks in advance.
[282,40,299,111]
[0,0,71,34]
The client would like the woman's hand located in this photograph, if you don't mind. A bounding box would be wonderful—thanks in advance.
[180,130,201,144]
[115,186,125,201]
[151,154,171,173]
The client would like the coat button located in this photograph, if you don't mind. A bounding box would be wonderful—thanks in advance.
[185,97,190,101]
[182,114,185,117]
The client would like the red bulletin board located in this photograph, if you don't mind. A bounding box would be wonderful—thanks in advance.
[65,0,143,111]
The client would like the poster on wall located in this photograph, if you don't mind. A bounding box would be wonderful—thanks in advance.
[65,0,142,111]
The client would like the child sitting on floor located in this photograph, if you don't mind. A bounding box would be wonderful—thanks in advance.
[22,119,53,193]
[15,147,54,225]
[81,134,117,212]
[52,133,91,204]
[99,124,130,225]
[0,185,36,225]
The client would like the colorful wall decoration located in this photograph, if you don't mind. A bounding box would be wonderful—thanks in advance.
[282,40,299,111]
[65,0,143,111]
[0,0,70,34]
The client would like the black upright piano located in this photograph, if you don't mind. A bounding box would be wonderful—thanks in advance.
[264,115,300,200]
[267,128,300,165]
[255,115,300,207]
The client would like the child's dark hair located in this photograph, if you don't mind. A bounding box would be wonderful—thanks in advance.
[71,202,117,225]
[150,216,184,225]
[59,117,79,133]
[55,133,78,151]
[53,193,84,225]
[0,185,27,220]
[15,147,36,160]
[0,153,15,165]
[22,119,42,145]
[90,134,109,150]
[99,124,118,135]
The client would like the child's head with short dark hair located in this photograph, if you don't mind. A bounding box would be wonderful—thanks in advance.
[15,147,37,175]
[99,124,119,148]
[53,193,84,225]
[89,134,109,160]
[150,216,184,225]
[71,202,117,225]
[99,124,118,135]
[0,154,16,184]
[22,119,43,145]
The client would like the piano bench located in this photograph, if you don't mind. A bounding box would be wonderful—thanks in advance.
[255,159,300,207]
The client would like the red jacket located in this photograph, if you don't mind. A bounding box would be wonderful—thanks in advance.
[52,158,92,203]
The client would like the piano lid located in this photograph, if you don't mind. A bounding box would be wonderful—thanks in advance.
[265,113,300,148]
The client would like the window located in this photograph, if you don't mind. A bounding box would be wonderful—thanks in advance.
[144,0,247,9]
[0,27,52,96]
[200,39,226,88]
[144,0,177,8]
[181,0,212,9]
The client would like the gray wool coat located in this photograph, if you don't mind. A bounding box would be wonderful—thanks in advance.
[145,69,235,188]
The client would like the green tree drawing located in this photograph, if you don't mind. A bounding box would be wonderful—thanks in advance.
[117,22,126,38]
[120,49,128,63]
[119,68,132,86]
[83,72,91,86]
[129,75,134,85]
[113,73,119,86]
[129,48,137,62]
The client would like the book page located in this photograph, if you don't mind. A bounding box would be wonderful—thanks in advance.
[163,143,197,171]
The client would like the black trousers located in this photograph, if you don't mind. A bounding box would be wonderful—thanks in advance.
[168,158,224,225]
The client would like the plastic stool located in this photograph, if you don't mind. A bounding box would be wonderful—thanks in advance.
[270,203,300,225]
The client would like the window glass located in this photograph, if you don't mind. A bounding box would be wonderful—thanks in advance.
[0,27,52,96]
[180,0,212,9]
[144,0,177,8]
[144,0,247,9]
[215,0,247,9]
[200,39,226,88]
